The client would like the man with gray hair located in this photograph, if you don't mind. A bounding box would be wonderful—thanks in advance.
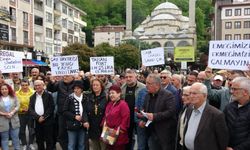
[160,70,181,113]
[184,82,228,150]
[224,77,250,150]
[142,73,177,150]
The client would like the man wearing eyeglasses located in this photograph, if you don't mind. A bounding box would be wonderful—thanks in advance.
[5,72,22,91]
[204,69,246,111]
[160,70,181,114]
[223,77,250,150]
[184,82,228,150]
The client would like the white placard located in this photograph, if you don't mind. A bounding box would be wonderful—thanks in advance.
[181,61,187,70]
[50,55,79,76]
[0,57,23,73]
[208,40,250,70]
[0,50,32,59]
[90,57,114,75]
[141,47,165,67]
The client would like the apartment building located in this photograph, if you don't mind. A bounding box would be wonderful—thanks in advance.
[94,25,125,47]
[0,0,87,59]
[34,0,87,57]
[212,0,250,40]
[0,0,33,51]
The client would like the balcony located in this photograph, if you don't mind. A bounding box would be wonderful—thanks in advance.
[54,24,62,31]
[54,9,61,16]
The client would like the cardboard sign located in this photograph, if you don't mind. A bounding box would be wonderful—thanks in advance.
[141,47,165,66]
[208,40,250,70]
[50,55,79,76]
[90,57,114,75]
[174,47,195,62]
[0,57,23,73]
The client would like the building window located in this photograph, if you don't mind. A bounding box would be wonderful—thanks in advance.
[74,23,79,32]
[62,32,67,41]
[244,21,250,28]
[23,0,30,2]
[225,22,232,29]
[23,12,28,28]
[225,34,232,40]
[225,9,232,16]
[68,21,73,30]
[235,8,241,16]
[68,34,73,43]
[9,7,16,22]
[23,31,28,44]
[34,16,43,26]
[234,21,241,29]
[243,34,250,39]
[234,34,241,40]
[69,8,73,17]
[46,0,52,7]
[74,36,78,43]
[10,28,16,42]
[34,1,43,11]
[46,28,52,38]
[62,19,67,28]
[46,43,53,55]
[46,12,52,23]
[74,11,79,18]
[244,8,250,15]
[62,4,67,14]
[80,36,85,44]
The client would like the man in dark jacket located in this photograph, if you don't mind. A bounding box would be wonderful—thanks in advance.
[224,77,250,150]
[29,80,54,150]
[47,75,75,150]
[184,82,228,150]
[142,73,177,150]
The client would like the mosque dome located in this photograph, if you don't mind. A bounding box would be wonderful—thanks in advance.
[152,14,176,21]
[154,2,179,10]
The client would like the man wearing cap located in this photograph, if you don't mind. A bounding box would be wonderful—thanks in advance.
[212,75,224,90]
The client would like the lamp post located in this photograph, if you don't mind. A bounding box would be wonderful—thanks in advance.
[23,48,28,77]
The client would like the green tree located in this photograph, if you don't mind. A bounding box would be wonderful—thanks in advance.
[62,43,95,71]
[94,43,116,56]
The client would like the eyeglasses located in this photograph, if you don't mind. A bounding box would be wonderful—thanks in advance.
[197,78,205,81]
[160,76,168,79]
[182,94,190,96]
[190,92,204,95]
[231,87,243,91]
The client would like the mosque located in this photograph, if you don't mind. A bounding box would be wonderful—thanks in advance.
[128,1,197,60]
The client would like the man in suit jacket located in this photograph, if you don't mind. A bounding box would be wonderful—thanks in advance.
[142,73,177,150]
[184,82,228,150]
[29,80,55,150]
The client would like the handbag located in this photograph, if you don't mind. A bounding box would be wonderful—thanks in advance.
[66,119,83,131]
[100,121,120,145]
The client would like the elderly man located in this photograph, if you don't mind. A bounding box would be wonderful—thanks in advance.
[204,70,246,111]
[5,72,22,91]
[224,77,250,150]
[184,82,228,150]
[142,73,176,150]
[29,80,55,150]
[29,68,40,88]
[96,74,112,94]
[121,69,145,150]
[160,70,181,113]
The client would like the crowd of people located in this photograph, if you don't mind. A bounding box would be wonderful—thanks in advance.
[0,66,249,150]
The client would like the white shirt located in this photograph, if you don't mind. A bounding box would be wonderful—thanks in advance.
[184,101,206,150]
[35,93,44,116]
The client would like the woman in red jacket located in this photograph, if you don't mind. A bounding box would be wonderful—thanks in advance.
[102,85,130,150]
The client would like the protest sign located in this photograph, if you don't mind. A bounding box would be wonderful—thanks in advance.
[0,50,24,73]
[90,57,114,75]
[50,55,79,76]
[0,57,23,73]
[208,40,250,70]
[174,47,195,62]
[141,47,165,66]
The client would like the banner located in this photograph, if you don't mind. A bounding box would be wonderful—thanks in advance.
[208,40,250,70]
[174,47,195,62]
[90,57,114,75]
[50,55,79,76]
[141,47,165,66]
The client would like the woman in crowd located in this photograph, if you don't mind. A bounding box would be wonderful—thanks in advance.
[102,85,130,150]
[63,80,88,150]
[16,79,35,150]
[85,79,107,150]
[0,83,20,150]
